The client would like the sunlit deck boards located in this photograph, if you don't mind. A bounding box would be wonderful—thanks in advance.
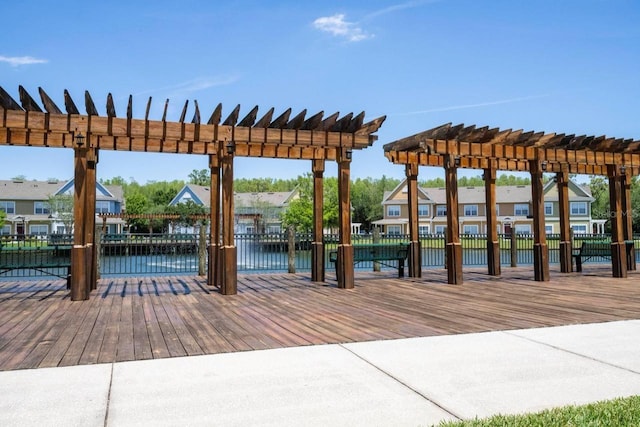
[1,266,639,371]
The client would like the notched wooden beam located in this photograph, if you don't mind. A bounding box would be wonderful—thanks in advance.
[286,109,307,129]
[0,86,24,110]
[19,86,43,112]
[223,104,240,126]
[238,105,259,127]
[207,103,222,125]
[85,91,99,116]
[192,100,201,124]
[269,108,291,129]
[254,107,274,128]
[106,93,117,117]
[38,87,63,114]
[64,90,80,114]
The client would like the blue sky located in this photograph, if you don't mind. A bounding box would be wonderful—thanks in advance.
[2,0,639,184]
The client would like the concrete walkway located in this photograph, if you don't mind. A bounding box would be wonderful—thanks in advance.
[1,320,639,427]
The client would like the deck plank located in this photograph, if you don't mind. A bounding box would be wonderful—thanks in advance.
[1,265,640,371]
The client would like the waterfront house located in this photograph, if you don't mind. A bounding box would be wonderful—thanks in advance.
[373,178,600,235]
[0,178,125,236]
[168,184,299,233]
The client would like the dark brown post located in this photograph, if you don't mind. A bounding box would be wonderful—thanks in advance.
[71,145,89,301]
[510,229,517,267]
[86,147,98,291]
[557,169,572,273]
[336,148,354,289]
[622,170,635,270]
[608,164,627,277]
[221,143,237,294]
[373,227,381,272]
[530,158,550,281]
[405,163,421,278]
[444,155,462,284]
[288,225,296,273]
[311,159,325,282]
[208,152,221,288]
[484,164,500,276]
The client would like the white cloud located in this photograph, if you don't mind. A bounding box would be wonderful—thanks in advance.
[133,75,241,97]
[313,14,372,42]
[0,55,48,67]
[363,0,439,21]
[396,94,552,116]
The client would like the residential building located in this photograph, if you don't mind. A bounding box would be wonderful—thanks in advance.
[0,178,125,236]
[373,179,600,235]
[168,184,299,234]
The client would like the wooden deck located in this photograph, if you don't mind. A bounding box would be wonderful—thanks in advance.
[1,265,639,371]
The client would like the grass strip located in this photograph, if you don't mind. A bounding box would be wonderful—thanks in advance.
[437,395,640,427]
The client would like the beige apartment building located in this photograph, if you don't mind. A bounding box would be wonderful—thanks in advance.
[373,178,603,235]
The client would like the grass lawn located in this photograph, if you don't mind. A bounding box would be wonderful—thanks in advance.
[437,395,640,427]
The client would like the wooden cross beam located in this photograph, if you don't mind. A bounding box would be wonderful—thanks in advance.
[0,86,385,161]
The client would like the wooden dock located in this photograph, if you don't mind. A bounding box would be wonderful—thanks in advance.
[1,265,639,371]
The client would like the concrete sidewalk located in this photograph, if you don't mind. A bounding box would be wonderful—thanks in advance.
[1,320,639,427]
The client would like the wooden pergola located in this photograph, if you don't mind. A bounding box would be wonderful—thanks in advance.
[384,123,638,285]
[0,85,385,300]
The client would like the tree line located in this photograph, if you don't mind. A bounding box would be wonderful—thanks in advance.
[5,171,635,234]
[98,170,535,233]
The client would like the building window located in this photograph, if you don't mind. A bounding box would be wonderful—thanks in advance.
[571,202,587,215]
[572,224,587,234]
[96,201,110,214]
[435,225,446,234]
[29,224,48,235]
[34,201,51,215]
[495,205,500,216]
[463,205,478,216]
[463,224,478,234]
[418,204,429,217]
[514,204,530,216]
[0,201,15,214]
[387,225,402,235]
[0,225,10,235]
[544,202,553,216]
[515,224,532,234]
[419,225,430,234]
[267,225,281,234]
[436,205,447,217]
[545,225,553,234]
[387,205,401,217]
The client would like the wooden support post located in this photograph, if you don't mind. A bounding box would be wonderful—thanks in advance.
[288,225,296,273]
[221,146,237,294]
[336,149,354,289]
[373,227,381,272]
[208,153,221,288]
[557,170,572,273]
[622,171,635,270]
[86,147,98,291]
[608,164,627,278]
[405,163,421,278]
[71,146,89,301]
[530,159,550,281]
[484,165,500,276]
[444,155,462,285]
[510,230,517,267]
[311,159,325,282]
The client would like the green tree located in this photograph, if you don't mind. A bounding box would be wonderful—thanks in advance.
[351,176,400,231]
[124,192,150,232]
[0,210,6,230]
[188,169,209,186]
[48,194,74,234]
[166,200,207,227]
[589,176,610,220]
